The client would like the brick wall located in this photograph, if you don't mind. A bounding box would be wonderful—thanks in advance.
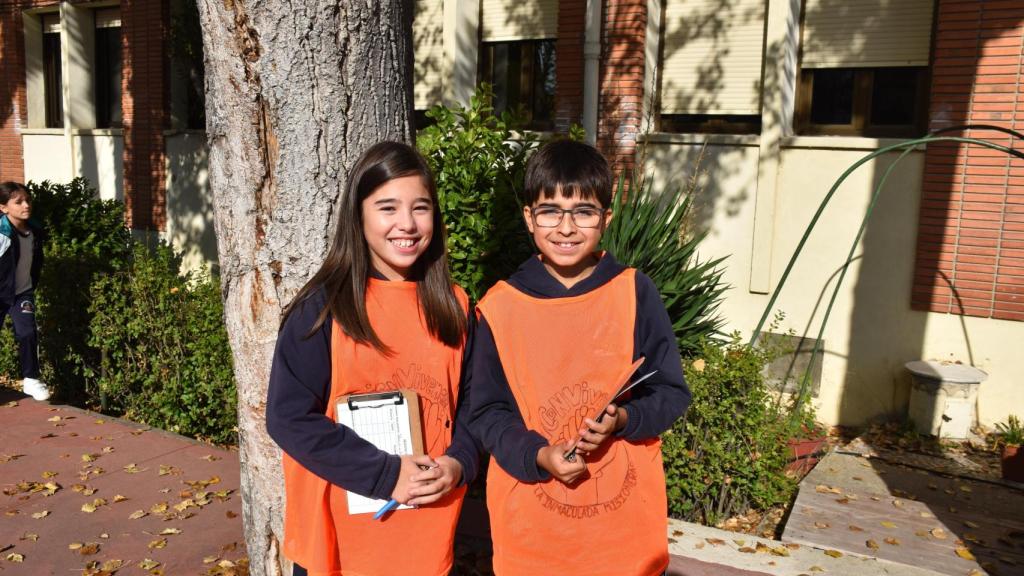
[554,0,585,133]
[596,0,646,175]
[122,0,169,230]
[0,2,42,183]
[913,0,1024,322]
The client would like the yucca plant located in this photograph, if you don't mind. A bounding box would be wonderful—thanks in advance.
[601,170,728,357]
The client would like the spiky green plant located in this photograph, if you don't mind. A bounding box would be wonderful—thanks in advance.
[600,172,728,357]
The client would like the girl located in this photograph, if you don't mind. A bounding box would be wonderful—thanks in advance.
[266,141,480,576]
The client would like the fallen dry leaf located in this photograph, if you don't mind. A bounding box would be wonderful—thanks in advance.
[955,547,976,561]
[866,539,879,550]
[69,542,83,550]
[150,503,168,514]
[139,559,160,570]
[814,522,830,529]
[848,525,863,532]
[738,546,756,553]
[884,537,900,546]
[41,471,58,478]
[931,528,947,540]
[964,520,979,529]
[160,528,181,535]
[881,521,897,528]
[809,566,825,572]
[824,549,843,558]
[19,533,38,542]
[203,556,219,564]
[148,538,167,549]
[129,510,147,520]
[113,495,127,503]
[705,538,726,546]
[79,542,100,555]
[47,416,61,422]
[6,552,24,562]
[81,454,97,463]
[31,510,49,519]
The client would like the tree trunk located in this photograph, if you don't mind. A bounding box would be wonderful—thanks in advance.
[195,2,414,574]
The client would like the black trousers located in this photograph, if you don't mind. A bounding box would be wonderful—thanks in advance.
[2,291,40,379]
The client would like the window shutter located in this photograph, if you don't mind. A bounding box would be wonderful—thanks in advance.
[481,0,558,42]
[660,0,766,115]
[414,0,444,110]
[802,0,934,68]
[95,7,121,29]
[42,13,60,34]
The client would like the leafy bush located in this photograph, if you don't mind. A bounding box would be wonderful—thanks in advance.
[417,85,539,300]
[88,242,237,444]
[661,337,796,525]
[601,172,728,357]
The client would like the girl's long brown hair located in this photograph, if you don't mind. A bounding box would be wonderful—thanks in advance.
[282,141,466,351]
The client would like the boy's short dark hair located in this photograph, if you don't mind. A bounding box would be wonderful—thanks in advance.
[524,140,613,208]
[0,182,31,205]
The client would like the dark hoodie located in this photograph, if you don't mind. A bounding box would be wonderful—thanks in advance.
[469,252,691,482]
[0,215,45,302]
[265,276,483,501]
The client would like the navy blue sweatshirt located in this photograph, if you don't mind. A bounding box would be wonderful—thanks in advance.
[265,282,482,501]
[469,253,691,483]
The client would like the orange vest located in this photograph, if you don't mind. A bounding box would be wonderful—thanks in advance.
[477,269,668,576]
[282,279,469,576]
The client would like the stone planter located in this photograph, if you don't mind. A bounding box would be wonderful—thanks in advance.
[905,361,987,439]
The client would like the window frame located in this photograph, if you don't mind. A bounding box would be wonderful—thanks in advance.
[478,38,557,132]
[795,67,931,138]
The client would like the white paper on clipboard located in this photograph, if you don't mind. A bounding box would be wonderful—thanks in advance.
[335,389,423,514]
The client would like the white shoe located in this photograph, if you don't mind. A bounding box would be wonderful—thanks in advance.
[22,378,50,401]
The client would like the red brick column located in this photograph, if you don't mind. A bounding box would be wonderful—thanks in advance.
[596,0,646,176]
[0,3,29,182]
[913,0,1024,322]
[122,0,169,231]
[555,0,585,134]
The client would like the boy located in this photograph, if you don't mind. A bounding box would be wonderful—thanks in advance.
[0,182,48,401]
[469,140,690,575]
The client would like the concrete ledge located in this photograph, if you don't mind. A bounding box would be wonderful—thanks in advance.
[667,519,947,576]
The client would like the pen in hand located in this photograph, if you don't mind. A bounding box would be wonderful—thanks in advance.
[373,460,439,521]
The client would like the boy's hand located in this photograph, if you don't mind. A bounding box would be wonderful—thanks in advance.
[407,455,463,506]
[537,442,587,485]
[389,455,423,504]
[575,404,628,455]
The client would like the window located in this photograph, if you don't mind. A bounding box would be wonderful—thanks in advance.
[42,15,63,129]
[796,68,928,136]
[479,0,558,131]
[94,8,123,129]
[480,40,556,130]
[169,0,206,129]
[797,0,933,137]
[658,0,766,134]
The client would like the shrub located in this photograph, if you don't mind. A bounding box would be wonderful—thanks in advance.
[601,172,728,357]
[661,336,796,526]
[417,85,539,300]
[88,242,237,444]
[0,178,131,400]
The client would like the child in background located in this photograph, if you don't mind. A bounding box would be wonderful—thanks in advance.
[266,141,481,576]
[0,182,48,402]
[470,140,691,575]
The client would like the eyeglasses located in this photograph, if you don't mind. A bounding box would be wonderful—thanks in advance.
[530,206,605,228]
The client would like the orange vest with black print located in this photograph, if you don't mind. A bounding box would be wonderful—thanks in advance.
[477,269,668,576]
[281,279,468,576]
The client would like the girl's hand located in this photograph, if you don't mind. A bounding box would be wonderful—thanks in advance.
[389,455,423,504]
[575,404,627,455]
[407,455,463,506]
[537,442,587,485]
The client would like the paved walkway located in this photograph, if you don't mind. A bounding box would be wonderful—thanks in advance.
[3,387,981,576]
[0,388,245,575]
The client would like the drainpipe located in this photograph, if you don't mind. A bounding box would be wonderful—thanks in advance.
[583,0,601,145]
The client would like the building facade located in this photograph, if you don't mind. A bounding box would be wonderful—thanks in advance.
[1,0,1021,427]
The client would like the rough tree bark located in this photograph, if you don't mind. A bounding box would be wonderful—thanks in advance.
[195,2,414,574]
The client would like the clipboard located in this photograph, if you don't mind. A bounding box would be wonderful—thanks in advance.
[563,357,653,461]
[335,389,424,514]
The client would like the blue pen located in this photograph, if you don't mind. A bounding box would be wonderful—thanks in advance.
[373,499,399,520]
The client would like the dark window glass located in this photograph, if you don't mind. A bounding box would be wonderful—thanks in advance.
[480,40,556,131]
[95,26,123,128]
[870,68,918,126]
[809,68,854,125]
[43,31,63,129]
[659,114,762,134]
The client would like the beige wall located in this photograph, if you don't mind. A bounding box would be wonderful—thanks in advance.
[164,130,217,275]
[22,131,73,184]
[644,137,1023,427]
[74,131,123,200]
